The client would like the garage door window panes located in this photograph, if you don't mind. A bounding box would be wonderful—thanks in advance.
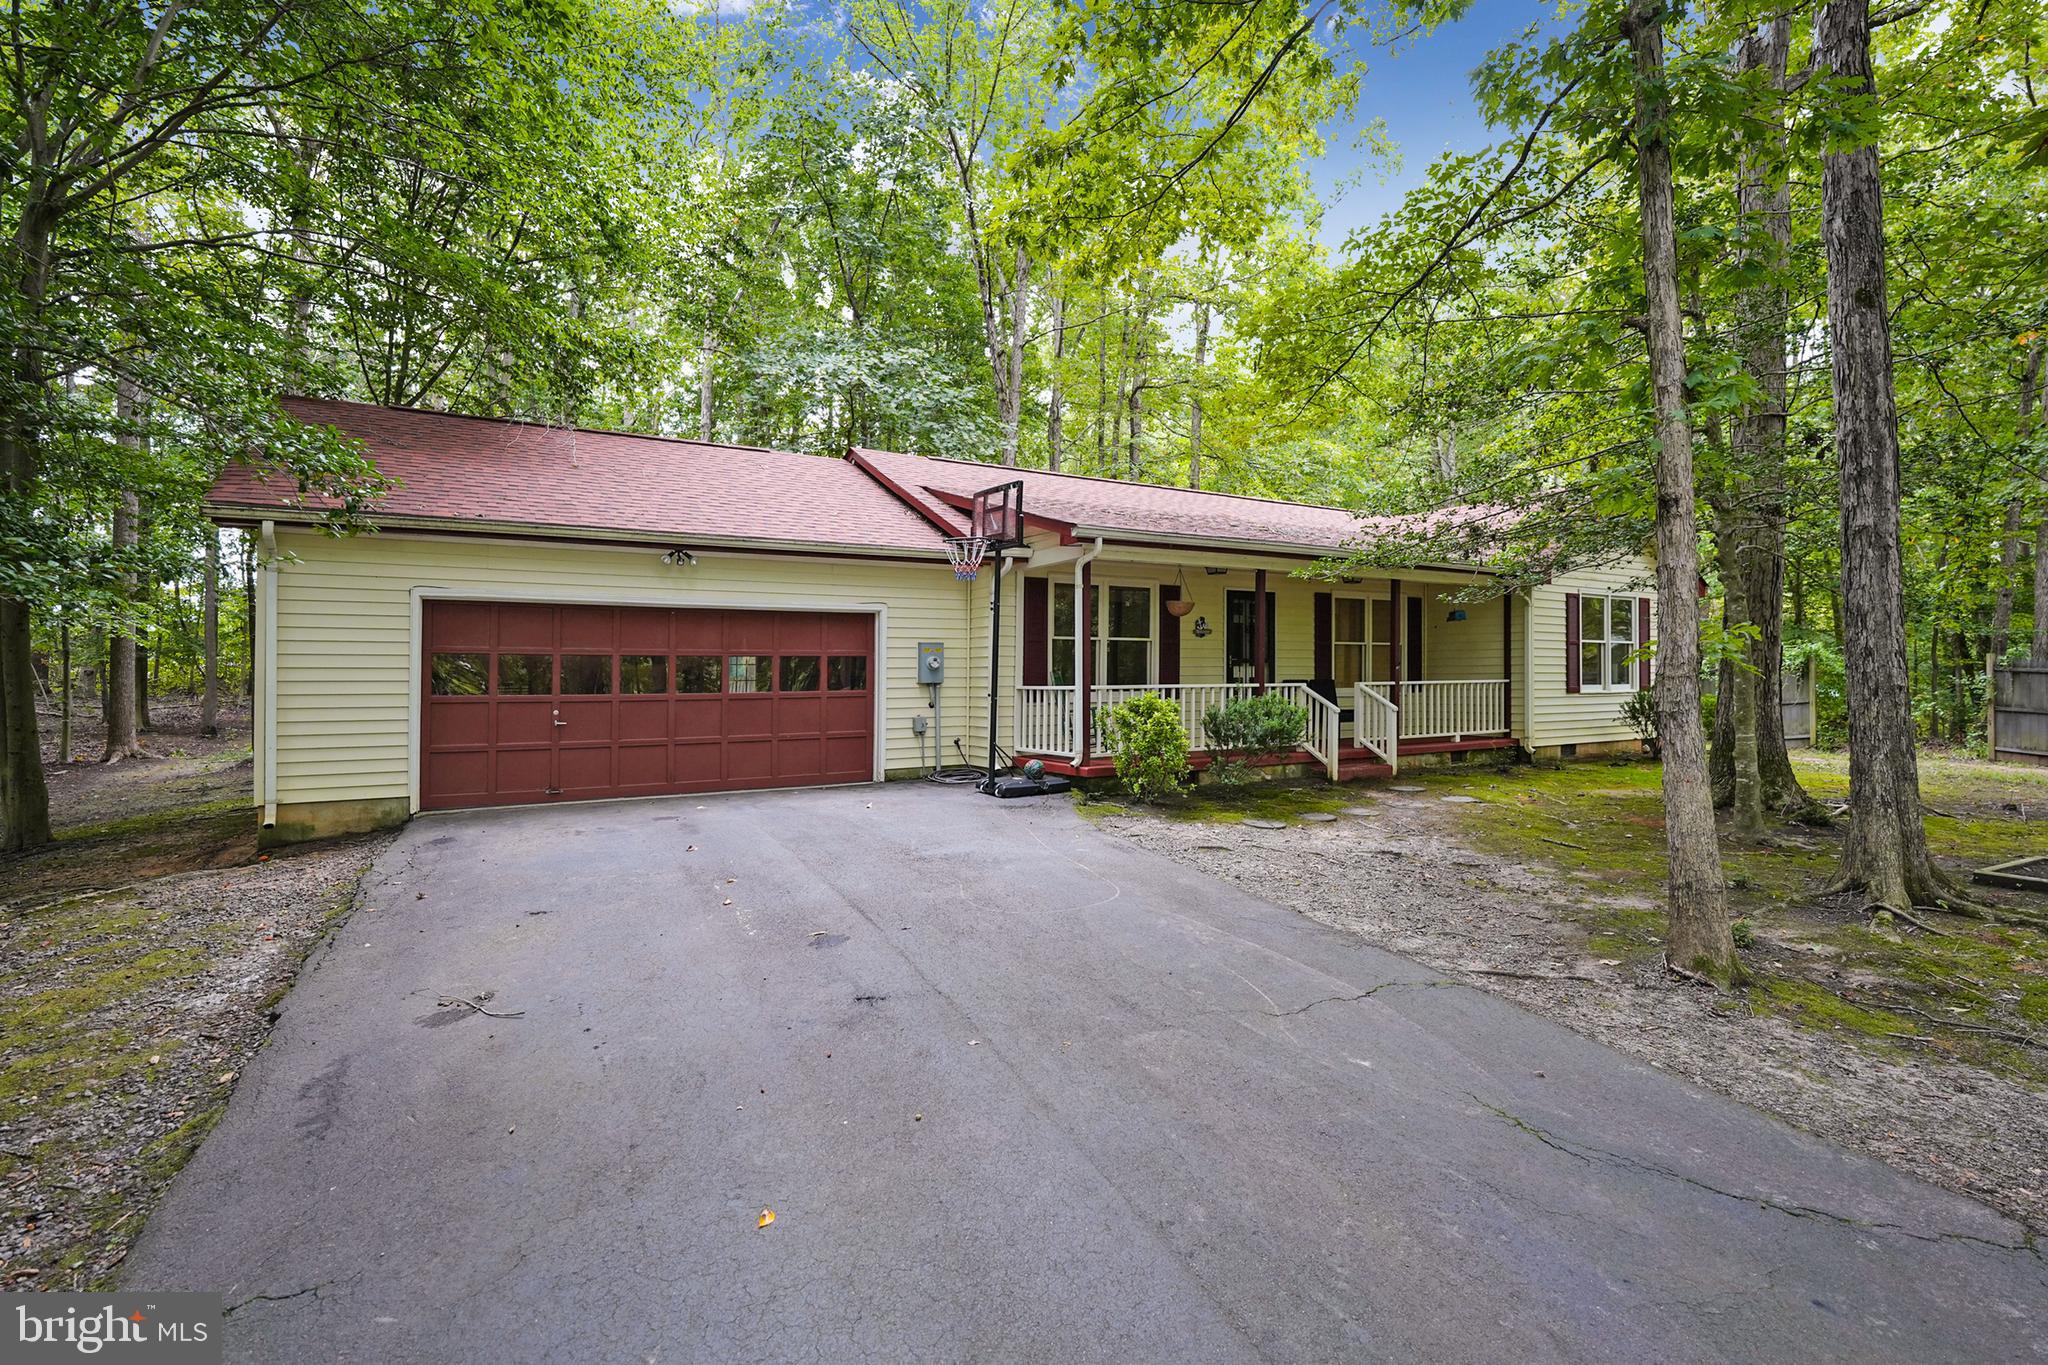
[728,655,772,693]
[827,656,867,690]
[780,656,821,692]
[677,655,721,693]
[498,653,553,694]
[561,655,612,694]
[430,653,488,695]
[619,656,667,693]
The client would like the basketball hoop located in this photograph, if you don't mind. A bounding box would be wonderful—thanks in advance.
[945,535,990,581]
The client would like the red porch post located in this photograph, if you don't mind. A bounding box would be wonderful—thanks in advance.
[1389,577,1404,750]
[1502,591,1515,736]
[1253,568,1268,694]
[1076,559,1093,762]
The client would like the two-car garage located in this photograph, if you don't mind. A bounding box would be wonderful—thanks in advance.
[421,600,877,810]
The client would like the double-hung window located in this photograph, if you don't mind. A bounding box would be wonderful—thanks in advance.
[1579,594,1639,691]
[1051,582,1152,687]
[1332,598,1368,689]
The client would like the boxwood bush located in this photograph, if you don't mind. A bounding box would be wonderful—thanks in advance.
[1202,692,1307,783]
[1097,693,1190,801]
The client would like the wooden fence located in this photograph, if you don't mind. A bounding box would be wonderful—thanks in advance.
[1989,657,2048,766]
[1704,659,1814,748]
[1780,660,1814,749]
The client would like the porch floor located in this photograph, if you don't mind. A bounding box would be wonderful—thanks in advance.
[1022,735,1517,782]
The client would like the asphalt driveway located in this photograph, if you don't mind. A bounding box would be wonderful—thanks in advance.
[127,784,2045,1362]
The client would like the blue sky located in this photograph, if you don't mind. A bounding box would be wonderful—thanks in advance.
[1309,0,1562,242]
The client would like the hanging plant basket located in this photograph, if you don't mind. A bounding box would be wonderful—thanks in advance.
[1166,565,1195,616]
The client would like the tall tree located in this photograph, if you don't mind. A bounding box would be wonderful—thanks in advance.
[1623,0,1737,979]
[1815,0,1957,914]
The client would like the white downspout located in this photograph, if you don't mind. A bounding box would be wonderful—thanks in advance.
[258,520,279,829]
[1073,537,1104,760]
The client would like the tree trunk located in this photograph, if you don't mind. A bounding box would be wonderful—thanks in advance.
[699,329,716,443]
[1817,0,1954,913]
[1189,300,1209,490]
[1709,13,1815,821]
[242,535,257,697]
[1000,246,1030,467]
[201,532,220,737]
[104,490,140,763]
[1435,423,1456,482]
[2002,340,2046,658]
[1625,0,1737,980]
[57,617,71,765]
[1046,292,1066,472]
[1,202,55,851]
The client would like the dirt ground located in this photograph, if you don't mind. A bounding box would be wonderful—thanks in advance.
[1,696,392,1289]
[1089,752,2048,1236]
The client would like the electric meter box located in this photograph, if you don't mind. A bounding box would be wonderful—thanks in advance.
[918,643,945,685]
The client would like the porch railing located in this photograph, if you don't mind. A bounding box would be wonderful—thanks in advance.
[1301,687,1342,780]
[1015,685,1076,757]
[1359,679,1510,742]
[1353,685,1398,772]
[1089,682,1275,752]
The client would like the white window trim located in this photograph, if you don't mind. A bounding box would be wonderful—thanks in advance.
[1580,592,1641,693]
[1051,580,1157,687]
[1332,593,1370,687]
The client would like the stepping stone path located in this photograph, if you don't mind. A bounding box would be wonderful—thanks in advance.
[1440,795,1481,804]
[1389,784,1426,793]
[1241,818,1289,830]
[1298,812,1339,823]
[1341,807,1376,818]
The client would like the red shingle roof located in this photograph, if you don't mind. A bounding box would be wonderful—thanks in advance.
[208,398,949,555]
[848,447,1498,555]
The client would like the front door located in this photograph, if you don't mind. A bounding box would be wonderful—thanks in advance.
[1225,590,1276,684]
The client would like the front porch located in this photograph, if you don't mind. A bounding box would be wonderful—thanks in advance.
[1005,550,1522,782]
[1014,680,1518,780]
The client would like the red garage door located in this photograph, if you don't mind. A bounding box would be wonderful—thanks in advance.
[422,602,875,810]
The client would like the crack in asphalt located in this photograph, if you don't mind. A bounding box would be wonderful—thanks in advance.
[223,1279,336,1317]
[1259,978,1461,1017]
[1472,1095,2047,1267]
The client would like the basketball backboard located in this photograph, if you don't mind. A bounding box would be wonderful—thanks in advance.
[970,480,1025,548]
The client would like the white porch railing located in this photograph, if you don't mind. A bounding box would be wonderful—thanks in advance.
[1014,682,1314,760]
[1301,687,1342,780]
[1353,685,1399,772]
[1360,679,1510,741]
[1089,682,1281,752]
[1015,685,1076,757]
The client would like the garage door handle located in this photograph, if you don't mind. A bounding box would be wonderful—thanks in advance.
[554,719,569,727]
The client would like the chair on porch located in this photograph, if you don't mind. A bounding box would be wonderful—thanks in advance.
[1288,678,1354,724]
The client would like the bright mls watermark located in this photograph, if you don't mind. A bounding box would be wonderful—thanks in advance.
[9,1295,220,1363]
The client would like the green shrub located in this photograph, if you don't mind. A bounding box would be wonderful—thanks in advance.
[1202,692,1308,784]
[1731,917,1756,949]
[1620,687,1660,757]
[1097,693,1190,802]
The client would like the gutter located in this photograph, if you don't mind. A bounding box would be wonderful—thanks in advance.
[202,505,949,562]
[1066,525,1499,576]
[258,520,279,830]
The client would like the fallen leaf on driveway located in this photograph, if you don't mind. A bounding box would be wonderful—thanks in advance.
[757,1209,775,1229]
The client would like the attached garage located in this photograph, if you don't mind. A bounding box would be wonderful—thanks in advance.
[422,601,877,810]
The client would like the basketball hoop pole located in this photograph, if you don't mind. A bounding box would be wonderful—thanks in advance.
[982,549,1002,792]
[966,480,1023,795]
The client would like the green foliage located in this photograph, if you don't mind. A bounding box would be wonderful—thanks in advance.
[1097,693,1190,802]
[1620,687,1660,758]
[1731,918,1757,950]
[1202,692,1307,783]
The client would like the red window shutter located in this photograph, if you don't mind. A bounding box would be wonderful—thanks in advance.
[1565,592,1582,693]
[1023,578,1049,687]
[1158,585,1182,685]
[1313,592,1333,680]
[1638,596,1652,690]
